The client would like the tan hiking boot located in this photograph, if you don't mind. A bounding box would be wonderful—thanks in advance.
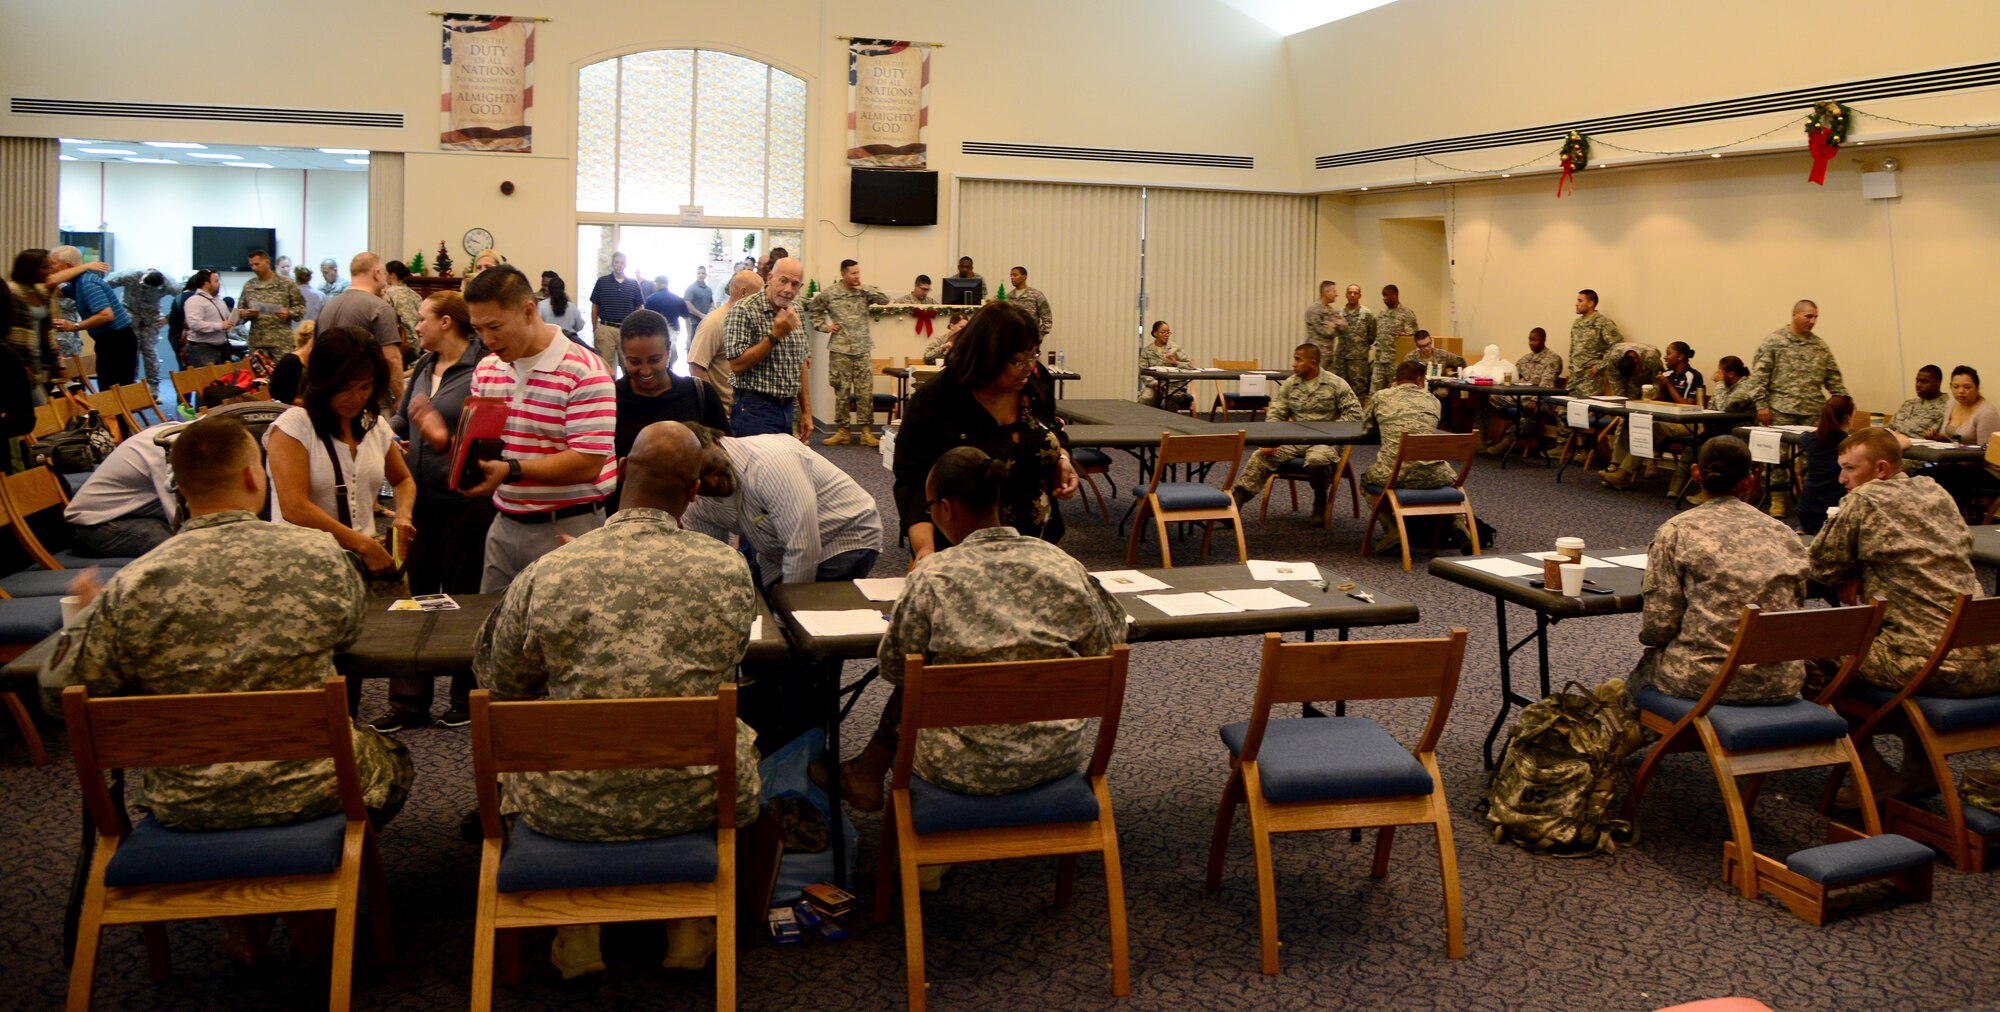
[858,427,880,446]
[822,428,852,446]
[1767,491,1792,518]
[1599,467,1636,490]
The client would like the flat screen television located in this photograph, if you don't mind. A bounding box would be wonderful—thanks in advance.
[191,226,279,272]
[850,169,938,226]
[940,276,984,306]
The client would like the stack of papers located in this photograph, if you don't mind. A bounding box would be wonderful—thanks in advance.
[1210,588,1310,610]
[388,594,459,612]
[1911,439,1960,449]
[1601,554,1649,569]
[1247,560,1322,582]
[789,610,890,637]
[1091,570,1173,593]
[1448,557,1544,579]
[854,578,907,601]
[1138,593,1244,616]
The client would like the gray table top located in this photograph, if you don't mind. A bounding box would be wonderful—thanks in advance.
[769,564,1419,663]
[1065,425,1190,449]
[1140,367,1290,381]
[1428,379,1567,397]
[1973,525,2000,567]
[1558,397,1754,425]
[1728,425,1985,463]
[1427,549,1647,618]
[1058,399,1208,428]
[887,366,1080,381]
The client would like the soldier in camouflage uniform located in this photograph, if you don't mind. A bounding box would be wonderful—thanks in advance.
[842,446,1126,819]
[1596,341,1666,489]
[1372,284,1417,396]
[238,250,307,362]
[1402,330,1466,370]
[1334,284,1376,398]
[1229,343,1363,524]
[1361,362,1455,492]
[1566,289,1623,397]
[1633,436,1809,703]
[1006,266,1053,339]
[106,268,180,386]
[1485,328,1564,456]
[1740,300,1846,516]
[45,414,412,830]
[1708,356,1753,412]
[475,421,761,978]
[1885,365,1949,440]
[1137,320,1190,407]
[1303,280,1344,371]
[808,258,891,445]
[921,312,966,362]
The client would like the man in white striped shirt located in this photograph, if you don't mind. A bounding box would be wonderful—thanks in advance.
[458,265,619,592]
[682,426,882,590]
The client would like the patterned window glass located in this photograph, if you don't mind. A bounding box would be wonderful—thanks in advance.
[616,49,695,215]
[693,51,770,218]
[575,60,618,213]
[767,72,808,220]
[576,225,613,303]
[765,229,804,264]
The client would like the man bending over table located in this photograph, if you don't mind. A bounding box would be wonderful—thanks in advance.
[1229,342,1363,525]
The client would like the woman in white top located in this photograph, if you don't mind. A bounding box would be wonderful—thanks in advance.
[266,326,414,575]
[537,274,586,340]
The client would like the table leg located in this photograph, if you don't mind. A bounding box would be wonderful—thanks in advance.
[820,659,849,889]
[1483,600,1558,769]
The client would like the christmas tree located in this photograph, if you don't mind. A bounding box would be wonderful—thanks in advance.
[409,251,425,277]
[434,240,454,278]
[709,230,727,264]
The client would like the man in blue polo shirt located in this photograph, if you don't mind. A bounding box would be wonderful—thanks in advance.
[588,251,642,377]
[642,275,690,346]
[49,246,140,386]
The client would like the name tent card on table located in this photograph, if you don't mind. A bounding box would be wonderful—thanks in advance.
[1238,372,1269,396]
[1629,412,1655,458]
[1748,427,1784,464]
[1567,399,1592,428]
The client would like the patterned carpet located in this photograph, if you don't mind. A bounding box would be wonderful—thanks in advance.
[5,424,1997,1010]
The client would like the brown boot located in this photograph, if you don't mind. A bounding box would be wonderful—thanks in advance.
[822,427,852,446]
[838,740,894,812]
[858,427,880,446]
[1306,464,1331,525]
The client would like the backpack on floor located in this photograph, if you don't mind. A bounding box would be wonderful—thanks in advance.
[1481,679,1644,856]
[29,411,116,473]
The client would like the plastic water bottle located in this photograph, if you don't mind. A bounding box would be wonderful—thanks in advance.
[879,423,897,471]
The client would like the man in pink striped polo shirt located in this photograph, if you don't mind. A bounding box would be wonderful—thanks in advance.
[461,265,619,592]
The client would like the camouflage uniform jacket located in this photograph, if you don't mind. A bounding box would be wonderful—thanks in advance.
[1598,341,1664,400]
[45,511,409,830]
[1709,378,1753,412]
[474,507,763,840]
[1137,339,1188,373]
[1807,476,2000,696]
[1335,305,1375,357]
[1887,395,1949,439]
[1360,382,1455,488]
[807,283,891,356]
[1304,302,1343,362]
[1374,305,1418,364]
[1744,327,1847,418]
[238,273,307,352]
[1403,348,1467,370]
[1270,370,1362,424]
[1568,312,1623,388]
[1008,285,1053,337]
[1515,348,1564,388]
[878,526,1127,795]
[1640,496,1809,702]
[106,270,181,331]
[383,283,422,347]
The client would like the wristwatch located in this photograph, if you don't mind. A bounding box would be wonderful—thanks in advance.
[506,459,523,483]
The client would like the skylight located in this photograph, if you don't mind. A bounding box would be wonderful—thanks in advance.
[1214,0,1399,35]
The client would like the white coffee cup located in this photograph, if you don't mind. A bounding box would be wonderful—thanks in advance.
[1554,536,1586,563]
[1641,384,1656,400]
[1559,563,1586,597]
[60,595,85,628]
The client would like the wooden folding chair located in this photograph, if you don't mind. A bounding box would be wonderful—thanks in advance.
[1821,593,2000,872]
[1624,601,1935,923]
[84,389,135,443]
[170,366,211,408]
[1360,431,1481,571]
[1208,359,1269,422]
[1,466,72,571]
[1206,631,1469,971]
[1124,429,1247,568]
[1556,414,1618,477]
[873,647,1131,1011]
[0,586,56,764]
[63,677,392,1010]
[1258,447,1360,528]
[469,686,742,1011]
[118,383,169,428]
[30,403,65,441]
[869,357,901,427]
[59,355,94,393]
[1071,445,1115,523]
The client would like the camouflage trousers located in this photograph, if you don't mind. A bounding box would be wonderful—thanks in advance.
[1769,411,1811,486]
[1233,444,1340,497]
[1334,346,1371,399]
[1370,360,1395,398]
[828,351,874,429]
[132,317,164,384]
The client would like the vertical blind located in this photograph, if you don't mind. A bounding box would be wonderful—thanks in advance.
[1145,188,1317,377]
[0,137,58,260]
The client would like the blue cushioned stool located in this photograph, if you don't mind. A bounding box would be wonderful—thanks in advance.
[1847,683,2000,734]
[1720,832,1934,925]
[1152,482,1230,511]
[0,596,64,644]
[0,568,87,598]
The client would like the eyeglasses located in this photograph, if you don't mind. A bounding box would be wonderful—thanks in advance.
[1006,356,1036,372]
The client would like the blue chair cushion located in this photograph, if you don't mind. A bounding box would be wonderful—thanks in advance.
[62,471,92,496]
[1219,717,1434,804]
[52,551,135,569]
[1635,687,1851,751]
[0,596,64,643]
[1363,484,1465,506]
[1784,834,1933,885]
[1274,458,1309,475]
[1222,394,1270,407]
[104,812,348,887]
[1070,447,1111,469]
[908,771,1099,835]
[871,393,898,408]
[497,820,717,893]
[0,568,81,598]
[1152,482,1232,511]
[1848,684,2000,734]
[1913,795,2000,836]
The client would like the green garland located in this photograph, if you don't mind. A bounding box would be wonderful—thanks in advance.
[1806,100,1849,144]
[1559,131,1590,173]
[867,303,980,316]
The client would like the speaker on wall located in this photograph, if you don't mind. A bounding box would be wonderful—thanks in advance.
[850,169,938,226]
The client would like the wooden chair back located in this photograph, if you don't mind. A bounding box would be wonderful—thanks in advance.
[118,383,167,427]
[62,679,365,835]
[469,686,738,840]
[890,647,1130,790]
[30,403,64,440]
[1147,430,1246,490]
[170,366,211,406]
[1835,594,2000,718]
[1984,434,2000,468]
[85,389,135,441]
[1238,630,1468,761]
[1213,359,1258,372]
[1386,432,1477,489]
[1704,601,1885,710]
[4,465,70,517]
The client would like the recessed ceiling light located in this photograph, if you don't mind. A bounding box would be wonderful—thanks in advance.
[1359,186,1368,191]
[59,138,94,145]
[318,148,369,155]
[123,157,179,164]
[1500,173,1511,178]
[144,141,207,149]
[187,152,242,160]
[344,158,370,165]
[1711,153,1722,158]
[1597,163,1606,168]
[1423,180,1432,185]
[225,162,275,169]
[58,155,77,162]
[78,148,137,155]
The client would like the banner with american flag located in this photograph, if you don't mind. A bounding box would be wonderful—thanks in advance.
[439,13,535,152]
[847,39,931,168]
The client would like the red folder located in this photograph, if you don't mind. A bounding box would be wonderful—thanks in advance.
[448,396,509,491]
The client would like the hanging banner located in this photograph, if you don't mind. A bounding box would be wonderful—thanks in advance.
[846,39,931,167]
[439,13,535,152]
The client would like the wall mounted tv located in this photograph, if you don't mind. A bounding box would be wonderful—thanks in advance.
[191,227,279,272]
[850,169,938,226]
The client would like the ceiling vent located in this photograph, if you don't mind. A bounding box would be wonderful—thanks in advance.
[964,140,1252,170]
[10,97,403,130]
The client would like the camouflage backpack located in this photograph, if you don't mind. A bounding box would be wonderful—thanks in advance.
[1964,765,2000,815]
[1482,679,1645,856]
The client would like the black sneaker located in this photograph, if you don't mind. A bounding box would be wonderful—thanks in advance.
[367,709,422,734]
[435,705,471,728]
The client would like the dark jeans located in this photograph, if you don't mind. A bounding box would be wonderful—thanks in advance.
[730,390,795,436]
[387,495,497,717]
[182,341,230,367]
[73,516,173,559]
[91,326,139,386]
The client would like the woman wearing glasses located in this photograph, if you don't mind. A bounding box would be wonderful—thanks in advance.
[892,302,1079,562]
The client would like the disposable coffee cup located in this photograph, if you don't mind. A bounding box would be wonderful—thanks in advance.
[60,595,85,628]
[1641,384,1656,400]
[1555,537,1586,563]
[1559,563,1586,597]
[1542,556,1565,586]
[1824,505,1840,522]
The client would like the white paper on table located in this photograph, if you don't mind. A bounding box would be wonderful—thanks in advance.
[1911,439,1958,449]
[789,609,891,637]
[1602,553,1650,569]
[1566,399,1592,428]
[750,616,764,640]
[1136,592,1247,616]
[1091,569,1173,593]
[1238,372,1269,396]
[1748,427,1784,464]
[1448,556,1546,578]
[1528,553,1619,569]
[1246,560,1323,582]
[1629,412,1655,458]
[1774,424,1816,433]
[1209,588,1311,611]
[854,577,907,602]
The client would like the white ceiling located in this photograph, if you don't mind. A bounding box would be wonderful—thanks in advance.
[56,138,369,172]
[1213,0,1400,35]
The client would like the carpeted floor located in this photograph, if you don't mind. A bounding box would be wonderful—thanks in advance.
[6,423,1997,1010]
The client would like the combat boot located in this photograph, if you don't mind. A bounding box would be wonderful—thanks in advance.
[1599,467,1636,491]
[1767,490,1792,518]
[822,427,852,446]
[1231,485,1256,507]
[858,427,880,446]
[839,739,894,812]
[1307,464,1332,525]
[1485,432,1517,458]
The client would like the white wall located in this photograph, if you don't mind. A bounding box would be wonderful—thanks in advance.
[57,162,368,296]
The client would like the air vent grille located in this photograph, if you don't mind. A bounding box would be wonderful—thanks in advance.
[10,97,403,130]
[964,141,1252,170]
